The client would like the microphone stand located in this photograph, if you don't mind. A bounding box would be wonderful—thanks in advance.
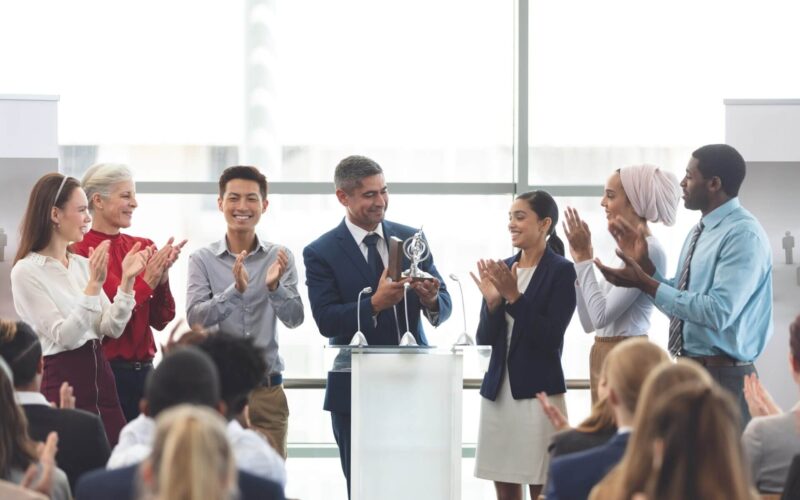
[450,274,474,346]
[399,282,418,346]
[349,286,372,346]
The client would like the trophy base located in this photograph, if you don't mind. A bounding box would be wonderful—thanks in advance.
[401,269,435,282]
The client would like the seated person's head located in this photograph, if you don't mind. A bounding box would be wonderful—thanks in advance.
[643,382,751,500]
[0,357,38,477]
[576,357,616,435]
[0,320,42,390]
[594,360,713,499]
[603,338,669,425]
[143,346,221,418]
[196,333,267,421]
[139,404,236,500]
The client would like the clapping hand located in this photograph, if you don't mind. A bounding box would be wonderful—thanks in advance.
[562,207,593,262]
[607,216,652,273]
[86,240,111,293]
[120,242,153,293]
[536,392,569,431]
[410,278,440,310]
[233,251,249,293]
[266,248,289,291]
[20,432,58,498]
[743,373,781,417]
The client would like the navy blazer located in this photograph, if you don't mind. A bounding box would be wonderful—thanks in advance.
[74,464,285,500]
[546,432,630,500]
[303,218,452,413]
[476,247,576,400]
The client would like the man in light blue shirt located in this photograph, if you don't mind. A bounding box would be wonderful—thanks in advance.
[597,144,773,424]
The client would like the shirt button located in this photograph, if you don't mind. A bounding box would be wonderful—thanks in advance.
[245,331,251,337]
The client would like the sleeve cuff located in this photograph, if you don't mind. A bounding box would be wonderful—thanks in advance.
[78,293,103,313]
[654,283,678,313]
[267,283,291,300]
[220,283,244,304]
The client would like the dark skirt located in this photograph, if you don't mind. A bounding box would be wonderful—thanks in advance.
[42,339,127,446]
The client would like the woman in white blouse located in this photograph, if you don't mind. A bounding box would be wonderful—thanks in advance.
[10,173,150,445]
[563,164,680,403]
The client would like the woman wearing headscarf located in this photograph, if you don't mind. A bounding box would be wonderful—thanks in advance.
[563,164,680,403]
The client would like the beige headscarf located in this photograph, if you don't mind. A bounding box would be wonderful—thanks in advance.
[619,164,680,226]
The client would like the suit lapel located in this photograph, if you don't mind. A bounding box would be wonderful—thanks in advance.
[334,219,375,285]
[508,248,554,354]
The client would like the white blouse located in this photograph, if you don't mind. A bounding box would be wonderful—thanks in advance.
[10,252,135,356]
[574,236,667,337]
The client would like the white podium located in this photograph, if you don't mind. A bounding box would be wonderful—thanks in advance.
[328,346,490,500]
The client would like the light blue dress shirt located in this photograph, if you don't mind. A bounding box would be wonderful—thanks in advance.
[653,198,773,361]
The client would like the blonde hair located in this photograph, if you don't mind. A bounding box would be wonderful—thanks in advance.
[590,360,713,500]
[81,163,133,212]
[143,405,236,500]
[603,338,669,415]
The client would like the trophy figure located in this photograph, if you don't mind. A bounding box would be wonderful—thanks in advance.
[401,229,435,282]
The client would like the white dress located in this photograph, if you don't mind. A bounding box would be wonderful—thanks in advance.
[474,266,568,485]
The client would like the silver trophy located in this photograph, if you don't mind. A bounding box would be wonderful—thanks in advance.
[401,229,435,282]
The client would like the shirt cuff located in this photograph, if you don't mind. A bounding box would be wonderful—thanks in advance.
[267,282,291,300]
[654,283,678,315]
[78,293,103,313]
[220,283,244,304]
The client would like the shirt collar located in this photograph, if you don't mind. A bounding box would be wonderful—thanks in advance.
[701,197,740,230]
[27,252,75,267]
[344,217,384,245]
[212,234,267,257]
[15,391,51,407]
[616,426,633,435]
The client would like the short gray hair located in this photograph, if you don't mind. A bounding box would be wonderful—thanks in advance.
[334,155,383,193]
[81,163,134,211]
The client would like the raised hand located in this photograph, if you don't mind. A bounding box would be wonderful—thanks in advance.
[594,249,659,297]
[86,240,111,294]
[233,251,249,294]
[562,207,593,262]
[121,241,153,286]
[743,373,781,417]
[370,267,410,313]
[484,259,521,304]
[470,259,503,311]
[608,216,652,273]
[21,431,58,497]
[161,238,188,285]
[266,248,289,291]
[410,278,440,310]
[536,392,569,431]
[143,242,171,289]
[59,381,75,409]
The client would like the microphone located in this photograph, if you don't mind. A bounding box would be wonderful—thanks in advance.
[399,282,418,346]
[349,286,372,346]
[449,274,474,346]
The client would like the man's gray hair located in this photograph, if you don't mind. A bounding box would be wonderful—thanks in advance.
[81,163,134,212]
[334,155,383,193]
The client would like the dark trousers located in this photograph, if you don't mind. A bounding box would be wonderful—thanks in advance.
[702,363,756,430]
[331,411,351,499]
[110,363,152,423]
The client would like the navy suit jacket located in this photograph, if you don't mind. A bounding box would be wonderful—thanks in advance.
[74,464,285,500]
[476,247,576,400]
[546,432,630,500]
[303,218,452,414]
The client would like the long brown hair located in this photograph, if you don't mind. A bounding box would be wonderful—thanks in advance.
[590,360,713,500]
[645,382,755,500]
[14,173,81,264]
[0,360,38,477]
[604,337,669,415]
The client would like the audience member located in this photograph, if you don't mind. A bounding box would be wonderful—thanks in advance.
[742,314,800,493]
[473,190,576,500]
[564,164,679,403]
[545,338,668,500]
[72,163,184,422]
[589,359,713,499]
[11,173,151,445]
[0,319,111,490]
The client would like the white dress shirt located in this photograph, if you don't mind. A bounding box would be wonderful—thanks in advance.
[15,391,52,407]
[344,217,388,267]
[108,414,287,487]
[574,236,666,337]
[11,252,135,355]
[11,252,136,356]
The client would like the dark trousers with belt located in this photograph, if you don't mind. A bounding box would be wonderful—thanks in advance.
[110,361,153,423]
[682,356,756,429]
[331,411,351,499]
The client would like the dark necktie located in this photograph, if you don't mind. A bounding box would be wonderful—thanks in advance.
[668,221,705,357]
[363,233,384,282]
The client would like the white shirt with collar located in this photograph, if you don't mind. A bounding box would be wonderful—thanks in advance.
[10,252,135,355]
[107,414,287,487]
[344,217,388,267]
[15,391,52,407]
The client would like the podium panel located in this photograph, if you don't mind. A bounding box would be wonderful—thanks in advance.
[341,347,472,500]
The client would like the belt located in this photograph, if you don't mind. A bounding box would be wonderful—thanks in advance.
[680,355,752,367]
[594,335,648,343]
[110,360,154,371]
[261,373,283,387]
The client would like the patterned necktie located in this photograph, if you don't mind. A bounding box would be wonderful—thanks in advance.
[668,221,705,357]
[363,233,384,282]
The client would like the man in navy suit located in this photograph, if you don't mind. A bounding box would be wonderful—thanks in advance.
[303,155,452,496]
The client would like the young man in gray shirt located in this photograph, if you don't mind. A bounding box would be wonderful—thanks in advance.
[187,165,304,458]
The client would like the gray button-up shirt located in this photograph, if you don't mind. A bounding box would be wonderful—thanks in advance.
[186,236,304,373]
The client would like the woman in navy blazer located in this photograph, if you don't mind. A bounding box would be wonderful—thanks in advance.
[471,190,577,500]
